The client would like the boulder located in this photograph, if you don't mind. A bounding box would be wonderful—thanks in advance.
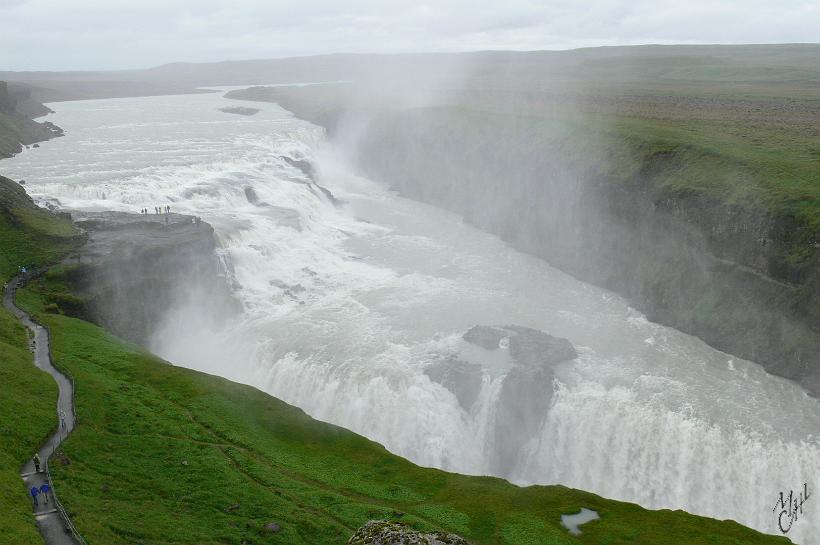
[218,106,260,116]
[462,325,507,350]
[244,186,258,204]
[424,357,483,411]
[282,156,316,182]
[263,522,281,533]
[505,326,577,367]
[347,520,469,545]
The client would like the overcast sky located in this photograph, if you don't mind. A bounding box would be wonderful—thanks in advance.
[2,0,818,71]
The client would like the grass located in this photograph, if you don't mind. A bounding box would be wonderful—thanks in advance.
[0,175,78,544]
[10,267,790,545]
[0,301,57,545]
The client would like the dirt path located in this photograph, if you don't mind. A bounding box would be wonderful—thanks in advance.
[4,274,85,545]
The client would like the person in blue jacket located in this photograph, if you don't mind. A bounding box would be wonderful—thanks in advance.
[30,486,39,507]
[39,483,50,504]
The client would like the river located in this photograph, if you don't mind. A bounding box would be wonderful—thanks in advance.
[3,90,818,542]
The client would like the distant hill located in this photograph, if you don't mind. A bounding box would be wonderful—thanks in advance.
[2,44,820,103]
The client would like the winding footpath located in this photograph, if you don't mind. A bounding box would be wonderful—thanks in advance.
[4,274,84,545]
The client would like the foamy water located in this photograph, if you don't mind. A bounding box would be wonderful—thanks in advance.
[3,91,818,542]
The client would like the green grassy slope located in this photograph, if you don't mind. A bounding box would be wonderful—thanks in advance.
[0,305,56,545]
[12,269,789,545]
[0,175,78,544]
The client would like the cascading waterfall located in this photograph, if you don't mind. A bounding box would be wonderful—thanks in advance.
[3,91,818,543]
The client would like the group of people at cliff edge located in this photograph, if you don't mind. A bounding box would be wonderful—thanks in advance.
[28,453,51,507]
[137,205,202,228]
[140,205,172,215]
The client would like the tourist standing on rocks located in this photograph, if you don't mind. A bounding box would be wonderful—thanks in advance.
[30,486,39,507]
[33,453,41,473]
[39,483,50,504]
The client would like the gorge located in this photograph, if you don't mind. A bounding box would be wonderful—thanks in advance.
[2,87,817,543]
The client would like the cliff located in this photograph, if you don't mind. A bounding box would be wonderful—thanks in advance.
[0,81,63,159]
[53,211,238,347]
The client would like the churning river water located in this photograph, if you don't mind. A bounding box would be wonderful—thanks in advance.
[4,90,818,542]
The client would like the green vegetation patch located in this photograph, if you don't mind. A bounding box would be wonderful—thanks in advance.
[0,175,78,544]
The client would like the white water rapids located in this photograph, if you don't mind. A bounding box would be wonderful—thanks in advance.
[3,91,818,542]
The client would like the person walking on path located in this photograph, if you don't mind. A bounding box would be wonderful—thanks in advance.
[33,453,41,473]
[60,410,67,430]
[30,486,39,507]
[39,483,50,504]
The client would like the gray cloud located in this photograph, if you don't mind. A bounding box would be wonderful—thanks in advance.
[1,0,818,71]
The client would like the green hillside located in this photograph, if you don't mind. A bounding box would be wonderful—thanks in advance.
[0,175,78,544]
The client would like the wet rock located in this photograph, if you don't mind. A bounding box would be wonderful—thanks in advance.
[463,325,507,350]
[315,183,342,206]
[225,503,241,512]
[505,326,577,367]
[463,325,577,366]
[424,357,483,411]
[347,520,469,545]
[263,522,281,533]
[282,156,316,182]
[493,364,555,475]
[219,106,260,116]
[244,186,258,204]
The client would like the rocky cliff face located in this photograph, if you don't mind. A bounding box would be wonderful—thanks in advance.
[0,81,64,159]
[58,212,238,347]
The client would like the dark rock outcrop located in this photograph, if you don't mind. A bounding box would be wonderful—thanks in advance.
[464,326,576,475]
[218,106,260,116]
[282,156,316,182]
[58,211,238,346]
[462,325,577,366]
[506,325,578,367]
[0,81,64,158]
[428,324,577,475]
[347,520,469,545]
[424,357,483,411]
[462,325,506,349]
[243,186,258,204]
